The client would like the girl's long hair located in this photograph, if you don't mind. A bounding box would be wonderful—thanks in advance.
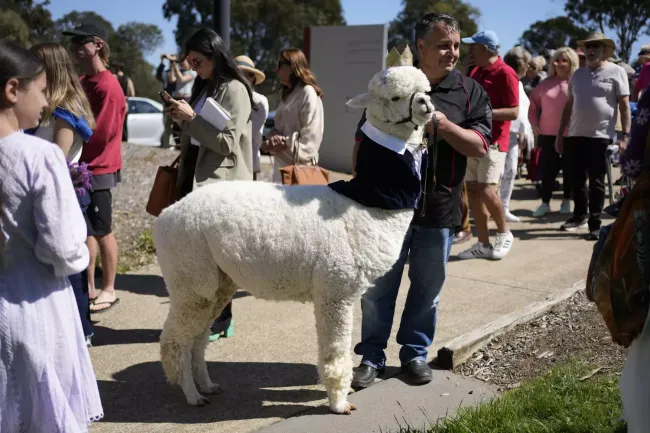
[30,42,96,129]
[0,39,45,109]
[184,28,254,110]
[279,48,323,100]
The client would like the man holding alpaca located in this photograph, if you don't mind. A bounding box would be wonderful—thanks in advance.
[352,12,493,388]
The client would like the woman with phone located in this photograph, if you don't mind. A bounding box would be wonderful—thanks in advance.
[164,28,254,341]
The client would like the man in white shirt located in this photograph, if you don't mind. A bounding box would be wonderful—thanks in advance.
[556,32,631,240]
[235,55,269,181]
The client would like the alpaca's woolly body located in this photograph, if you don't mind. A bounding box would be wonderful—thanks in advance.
[154,182,413,305]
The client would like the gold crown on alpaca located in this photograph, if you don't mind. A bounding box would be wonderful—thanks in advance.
[386,45,413,67]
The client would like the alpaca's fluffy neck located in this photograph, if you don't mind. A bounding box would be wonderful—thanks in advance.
[365,114,425,146]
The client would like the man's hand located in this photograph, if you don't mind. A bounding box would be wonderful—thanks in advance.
[426,111,448,135]
[555,135,564,154]
[616,135,629,151]
[532,125,540,136]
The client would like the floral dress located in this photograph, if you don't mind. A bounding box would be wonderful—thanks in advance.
[621,92,650,179]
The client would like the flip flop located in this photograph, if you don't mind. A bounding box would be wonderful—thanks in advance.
[90,298,120,314]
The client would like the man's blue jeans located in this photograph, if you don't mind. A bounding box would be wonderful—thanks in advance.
[354,225,454,369]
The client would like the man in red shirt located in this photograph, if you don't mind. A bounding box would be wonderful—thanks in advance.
[63,22,125,314]
[458,30,519,260]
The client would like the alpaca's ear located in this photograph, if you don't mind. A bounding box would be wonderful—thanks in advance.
[346,93,370,108]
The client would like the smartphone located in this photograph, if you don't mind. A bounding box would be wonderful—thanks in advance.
[159,91,172,106]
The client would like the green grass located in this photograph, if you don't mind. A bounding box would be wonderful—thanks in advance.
[398,362,625,433]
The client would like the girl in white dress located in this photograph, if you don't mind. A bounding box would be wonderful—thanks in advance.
[0,40,103,432]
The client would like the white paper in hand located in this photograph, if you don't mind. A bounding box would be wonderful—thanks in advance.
[199,97,231,131]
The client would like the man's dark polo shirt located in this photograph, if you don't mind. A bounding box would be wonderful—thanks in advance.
[354,69,493,228]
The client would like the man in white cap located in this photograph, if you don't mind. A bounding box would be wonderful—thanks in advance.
[555,32,630,240]
[234,55,269,181]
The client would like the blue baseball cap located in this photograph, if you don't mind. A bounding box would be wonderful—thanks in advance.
[462,30,499,52]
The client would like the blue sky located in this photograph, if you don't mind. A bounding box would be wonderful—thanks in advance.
[49,0,645,65]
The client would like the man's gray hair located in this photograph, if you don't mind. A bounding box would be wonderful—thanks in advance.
[504,46,532,75]
[415,12,460,42]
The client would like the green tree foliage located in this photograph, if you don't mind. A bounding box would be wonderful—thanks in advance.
[0,0,54,43]
[162,0,345,104]
[388,0,480,61]
[519,17,591,56]
[0,9,30,46]
[565,0,650,62]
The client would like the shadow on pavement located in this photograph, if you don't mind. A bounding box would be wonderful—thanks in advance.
[92,325,161,345]
[114,273,252,300]
[97,361,326,424]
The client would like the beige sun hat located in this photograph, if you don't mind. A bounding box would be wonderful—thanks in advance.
[578,32,616,58]
[234,55,266,85]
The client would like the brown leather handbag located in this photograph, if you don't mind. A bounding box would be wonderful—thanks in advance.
[279,132,329,185]
[146,155,181,217]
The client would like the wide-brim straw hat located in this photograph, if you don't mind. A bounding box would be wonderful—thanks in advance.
[234,55,265,85]
[578,32,616,58]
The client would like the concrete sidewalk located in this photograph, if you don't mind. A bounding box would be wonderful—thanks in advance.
[88,179,609,433]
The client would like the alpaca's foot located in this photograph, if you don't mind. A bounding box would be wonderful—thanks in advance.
[186,392,211,407]
[198,381,223,395]
[329,401,357,415]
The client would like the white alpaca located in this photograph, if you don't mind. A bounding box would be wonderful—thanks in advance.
[154,62,435,414]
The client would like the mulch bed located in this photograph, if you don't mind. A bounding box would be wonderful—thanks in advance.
[454,291,629,391]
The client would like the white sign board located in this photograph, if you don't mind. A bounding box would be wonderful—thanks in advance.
[307,24,387,173]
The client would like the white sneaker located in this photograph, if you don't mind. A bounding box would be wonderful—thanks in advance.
[492,232,514,260]
[458,242,493,260]
[504,209,520,223]
[560,199,572,214]
[533,203,551,217]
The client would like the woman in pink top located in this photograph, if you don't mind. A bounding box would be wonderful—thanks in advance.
[528,47,580,217]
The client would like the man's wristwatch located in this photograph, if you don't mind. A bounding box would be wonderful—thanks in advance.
[621,132,630,138]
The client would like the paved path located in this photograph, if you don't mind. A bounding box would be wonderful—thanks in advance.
[88,177,610,433]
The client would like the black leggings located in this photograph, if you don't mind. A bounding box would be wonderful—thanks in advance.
[538,135,572,203]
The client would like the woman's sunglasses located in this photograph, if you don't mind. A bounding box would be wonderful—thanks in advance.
[277,60,289,69]
[553,58,569,64]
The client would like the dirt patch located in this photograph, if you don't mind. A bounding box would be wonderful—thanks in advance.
[453,291,629,391]
[111,143,176,272]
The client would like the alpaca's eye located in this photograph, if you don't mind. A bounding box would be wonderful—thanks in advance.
[391,96,400,101]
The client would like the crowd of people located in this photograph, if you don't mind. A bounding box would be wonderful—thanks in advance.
[0,8,648,432]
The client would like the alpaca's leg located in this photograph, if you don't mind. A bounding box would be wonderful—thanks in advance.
[314,297,356,415]
[192,327,222,395]
[160,290,221,406]
[192,285,237,395]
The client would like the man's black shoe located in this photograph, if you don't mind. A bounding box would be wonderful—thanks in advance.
[402,359,433,384]
[586,230,600,241]
[352,363,382,389]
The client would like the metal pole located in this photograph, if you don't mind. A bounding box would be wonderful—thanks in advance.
[213,0,231,50]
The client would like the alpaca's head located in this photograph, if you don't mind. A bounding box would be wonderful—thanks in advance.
[347,66,434,143]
